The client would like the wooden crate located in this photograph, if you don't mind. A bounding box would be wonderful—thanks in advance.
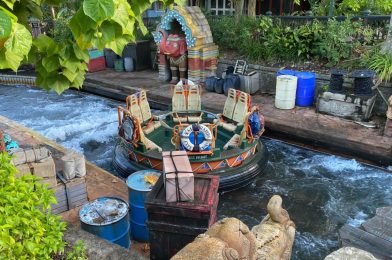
[51,173,87,215]
[146,175,219,260]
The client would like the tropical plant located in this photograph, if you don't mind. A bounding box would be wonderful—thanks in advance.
[363,48,392,83]
[66,240,87,260]
[0,152,67,259]
[312,19,361,65]
[338,0,392,14]
[0,0,182,93]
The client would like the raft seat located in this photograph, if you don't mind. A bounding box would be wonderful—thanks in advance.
[216,89,249,133]
[138,123,162,152]
[172,83,188,123]
[223,120,248,150]
[187,84,202,123]
[127,94,143,122]
[232,91,249,124]
[139,90,161,135]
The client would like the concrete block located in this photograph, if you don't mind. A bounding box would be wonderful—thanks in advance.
[316,92,377,121]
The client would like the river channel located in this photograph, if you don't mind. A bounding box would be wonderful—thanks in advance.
[1,85,391,259]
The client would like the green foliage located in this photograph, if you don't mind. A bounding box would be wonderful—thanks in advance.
[338,0,392,14]
[363,48,392,82]
[312,19,360,65]
[210,15,375,65]
[66,240,87,260]
[0,0,183,93]
[0,152,67,259]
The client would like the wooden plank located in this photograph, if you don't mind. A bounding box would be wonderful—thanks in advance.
[339,224,392,260]
[361,207,392,243]
[56,173,87,211]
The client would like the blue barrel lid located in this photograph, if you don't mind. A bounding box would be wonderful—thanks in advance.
[126,170,161,192]
[79,197,128,226]
[277,69,296,76]
[294,71,316,79]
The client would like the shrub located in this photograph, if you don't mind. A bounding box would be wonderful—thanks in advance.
[363,48,392,83]
[312,19,361,65]
[0,152,66,259]
[209,15,379,65]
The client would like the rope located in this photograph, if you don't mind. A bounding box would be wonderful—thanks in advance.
[163,153,193,201]
[387,96,392,120]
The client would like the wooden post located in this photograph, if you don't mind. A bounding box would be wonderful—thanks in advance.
[280,0,283,15]
[328,0,334,17]
[269,0,272,13]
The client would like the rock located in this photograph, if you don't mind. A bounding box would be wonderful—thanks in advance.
[324,247,378,260]
[251,195,296,260]
[171,234,240,260]
[206,217,256,260]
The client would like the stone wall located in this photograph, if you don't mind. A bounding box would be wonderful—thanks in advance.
[217,59,392,116]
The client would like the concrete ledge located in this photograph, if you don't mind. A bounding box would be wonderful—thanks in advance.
[64,225,147,260]
[217,59,392,116]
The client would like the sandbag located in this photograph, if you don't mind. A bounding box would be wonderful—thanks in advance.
[60,151,86,180]
[214,78,224,94]
[11,147,51,166]
[223,74,241,96]
[15,157,57,188]
[205,76,218,92]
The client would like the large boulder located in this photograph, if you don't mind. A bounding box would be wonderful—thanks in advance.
[171,234,240,260]
[324,247,378,260]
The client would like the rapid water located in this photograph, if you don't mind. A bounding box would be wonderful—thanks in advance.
[1,85,392,259]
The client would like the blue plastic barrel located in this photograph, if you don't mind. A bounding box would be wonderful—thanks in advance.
[79,197,131,248]
[294,71,316,107]
[277,69,296,76]
[127,170,161,242]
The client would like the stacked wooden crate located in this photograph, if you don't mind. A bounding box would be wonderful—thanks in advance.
[88,49,106,72]
[51,173,87,215]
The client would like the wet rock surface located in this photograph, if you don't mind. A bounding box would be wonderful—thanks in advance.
[64,225,147,260]
[324,247,378,260]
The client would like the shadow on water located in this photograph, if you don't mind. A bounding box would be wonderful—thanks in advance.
[1,85,392,259]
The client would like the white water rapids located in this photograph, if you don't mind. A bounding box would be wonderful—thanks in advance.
[1,85,391,259]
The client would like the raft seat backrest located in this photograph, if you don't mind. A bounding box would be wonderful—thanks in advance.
[139,90,152,122]
[172,83,188,123]
[222,88,237,120]
[187,84,202,123]
[128,94,143,122]
[232,91,249,124]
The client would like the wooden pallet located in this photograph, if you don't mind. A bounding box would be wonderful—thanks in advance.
[339,207,392,260]
[51,173,87,215]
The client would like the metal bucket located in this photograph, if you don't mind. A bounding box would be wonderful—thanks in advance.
[127,170,161,242]
[79,197,131,249]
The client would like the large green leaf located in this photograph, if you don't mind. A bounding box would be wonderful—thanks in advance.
[72,43,89,62]
[92,21,117,49]
[42,55,59,72]
[2,0,17,9]
[3,23,32,71]
[0,10,12,40]
[111,0,133,28]
[69,8,97,37]
[33,35,58,55]
[106,35,128,55]
[83,0,115,23]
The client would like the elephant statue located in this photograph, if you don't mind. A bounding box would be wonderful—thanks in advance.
[159,29,187,84]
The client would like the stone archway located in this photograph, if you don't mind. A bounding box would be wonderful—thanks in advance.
[152,6,219,83]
